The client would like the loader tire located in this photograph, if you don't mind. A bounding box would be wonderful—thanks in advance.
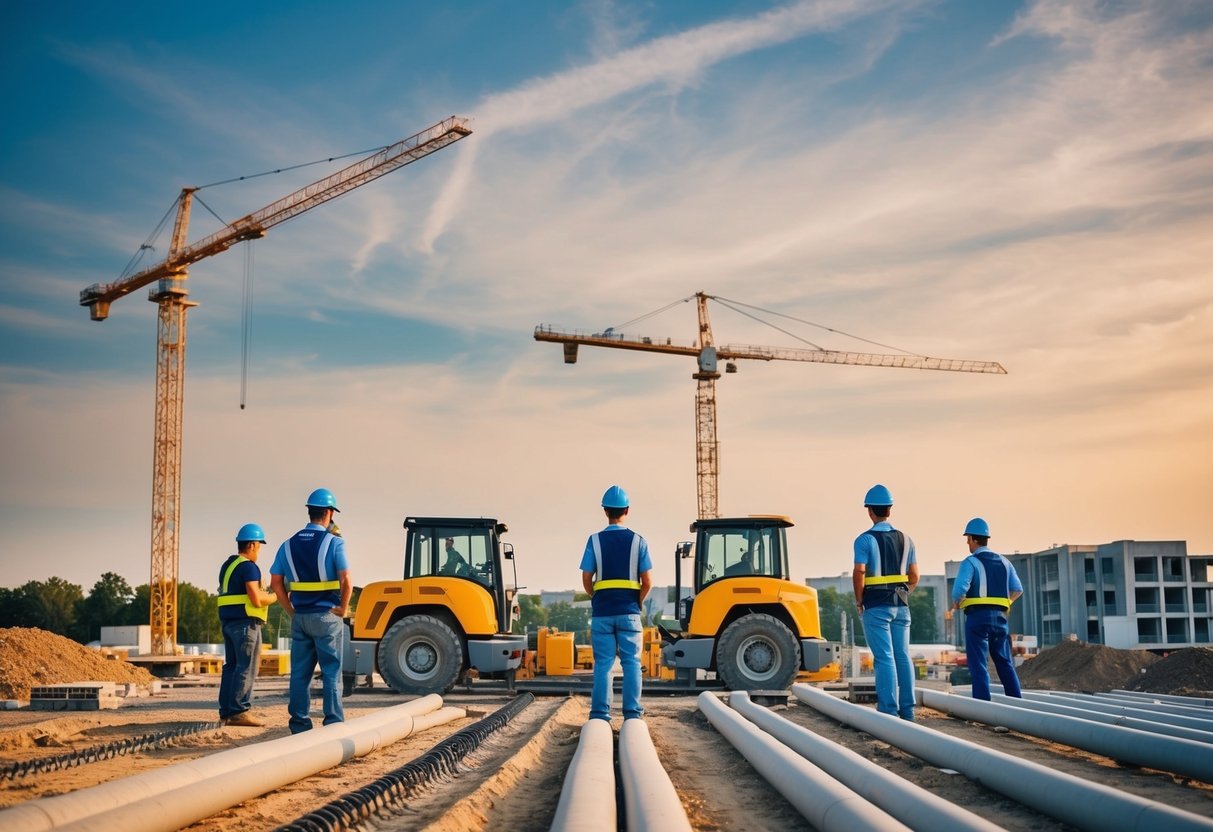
[716,613,799,691]
[377,615,464,695]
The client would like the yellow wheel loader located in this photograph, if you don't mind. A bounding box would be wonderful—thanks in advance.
[343,517,526,695]
[659,516,840,690]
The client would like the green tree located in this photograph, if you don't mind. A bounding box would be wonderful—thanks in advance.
[815,587,861,645]
[12,578,84,637]
[546,601,590,639]
[513,594,547,634]
[909,586,939,643]
[0,586,36,629]
[123,584,152,626]
[177,582,220,644]
[75,572,136,644]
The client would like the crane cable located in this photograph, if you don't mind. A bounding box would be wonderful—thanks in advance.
[711,294,924,357]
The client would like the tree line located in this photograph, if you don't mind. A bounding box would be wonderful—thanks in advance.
[1,576,940,650]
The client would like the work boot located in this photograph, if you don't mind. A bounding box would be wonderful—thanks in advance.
[225,711,264,727]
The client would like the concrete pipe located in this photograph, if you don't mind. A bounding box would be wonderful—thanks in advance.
[729,692,1000,832]
[1005,689,1213,733]
[618,719,692,832]
[1,695,452,832]
[793,683,1213,832]
[1111,689,1213,709]
[698,692,909,832]
[920,688,1213,783]
[1092,691,1213,720]
[549,719,617,832]
[988,692,1213,745]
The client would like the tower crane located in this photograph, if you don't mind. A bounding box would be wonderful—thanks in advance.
[80,116,471,656]
[535,292,1006,520]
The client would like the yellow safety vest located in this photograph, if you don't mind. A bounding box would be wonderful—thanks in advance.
[217,556,268,622]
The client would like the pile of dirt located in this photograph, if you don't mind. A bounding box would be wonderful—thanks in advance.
[0,627,155,701]
[1125,647,1213,697]
[1016,639,1161,693]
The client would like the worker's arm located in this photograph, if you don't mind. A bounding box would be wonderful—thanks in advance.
[1009,590,1022,604]
[907,562,920,592]
[851,564,866,610]
[270,573,295,616]
[333,569,353,618]
[638,570,652,606]
[582,570,595,596]
[244,580,276,608]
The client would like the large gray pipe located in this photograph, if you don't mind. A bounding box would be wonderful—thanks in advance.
[1092,691,1213,720]
[1008,689,1213,733]
[618,718,692,832]
[729,692,1000,832]
[698,692,909,832]
[1,695,454,832]
[549,719,616,832]
[1111,689,1213,708]
[986,692,1213,744]
[792,683,1213,832]
[920,688,1213,783]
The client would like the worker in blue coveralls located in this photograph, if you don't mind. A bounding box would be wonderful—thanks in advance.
[270,488,353,734]
[580,485,653,723]
[950,517,1024,700]
[852,484,920,720]
[217,523,277,726]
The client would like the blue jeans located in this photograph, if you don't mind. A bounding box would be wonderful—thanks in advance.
[863,604,914,720]
[964,608,1022,700]
[589,613,644,721]
[219,620,262,719]
[288,611,345,733]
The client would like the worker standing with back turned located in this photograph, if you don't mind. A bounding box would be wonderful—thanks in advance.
[950,517,1023,700]
[580,485,653,723]
[852,484,919,721]
[217,523,277,726]
[270,488,353,733]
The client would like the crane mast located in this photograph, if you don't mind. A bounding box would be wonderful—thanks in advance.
[83,117,471,655]
[535,292,1006,520]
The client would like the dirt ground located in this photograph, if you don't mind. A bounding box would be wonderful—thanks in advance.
[1,676,1211,831]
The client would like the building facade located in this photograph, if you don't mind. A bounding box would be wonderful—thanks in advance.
[947,540,1213,650]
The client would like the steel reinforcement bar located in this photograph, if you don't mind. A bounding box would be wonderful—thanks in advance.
[276,692,536,832]
[0,721,223,781]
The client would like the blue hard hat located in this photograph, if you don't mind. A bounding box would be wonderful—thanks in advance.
[964,517,991,537]
[601,485,630,509]
[306,488,340,512]
[863,484,893,507]
[236,523,267,543]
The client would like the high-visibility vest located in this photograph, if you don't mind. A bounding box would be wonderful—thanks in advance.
[282,529,341,609]
[589,528,643,616]
[217,555,268,622]
[959,551,1014,610]
[860,529,911,607]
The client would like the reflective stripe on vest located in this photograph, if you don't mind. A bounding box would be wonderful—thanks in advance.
[862,531,910,586]
[218,556,268,621]
[284,535,341,592]
[960,554,1012,609]
[591,532,642,591]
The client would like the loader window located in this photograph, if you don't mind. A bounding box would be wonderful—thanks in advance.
[699,526,782,586]
[438,528,494,587]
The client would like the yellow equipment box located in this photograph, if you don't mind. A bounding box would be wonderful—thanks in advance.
[545,632,575,676]
[258,652,290,677]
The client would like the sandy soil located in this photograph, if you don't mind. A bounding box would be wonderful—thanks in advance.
[2,676,1211,831]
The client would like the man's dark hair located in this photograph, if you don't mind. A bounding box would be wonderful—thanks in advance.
[238,541,257,554]
[604,508,627,523]
[868,505,891,520]
[970,535,990,546]
[308,506,330,523]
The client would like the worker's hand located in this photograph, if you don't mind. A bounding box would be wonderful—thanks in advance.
[331,605,348,619]
[944,609,953,621]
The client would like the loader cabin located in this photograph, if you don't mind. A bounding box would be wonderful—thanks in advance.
[675,515,793,627]
[403,517,517,634]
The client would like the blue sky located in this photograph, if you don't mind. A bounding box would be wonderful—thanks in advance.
[2,0,1211,597]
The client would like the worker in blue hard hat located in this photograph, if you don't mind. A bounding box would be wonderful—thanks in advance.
[270,488,353,733]
[950,518,1024,701]
[580,485,653,723]
[217,523,277,727]
[852,484,920,720]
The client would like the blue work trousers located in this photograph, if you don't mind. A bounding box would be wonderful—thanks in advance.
[964,608,1022,700]
[589,613,644,722]
[219,619,262,719]
[863,604,915,720]
[288,611,345,733]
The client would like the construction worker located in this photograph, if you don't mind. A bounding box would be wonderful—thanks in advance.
[270,488,353,734]
[217,523,277,727]
[950,518,1024,700]
[440,537,469,576]
[580,485,653,723]
[852,484,919,720]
